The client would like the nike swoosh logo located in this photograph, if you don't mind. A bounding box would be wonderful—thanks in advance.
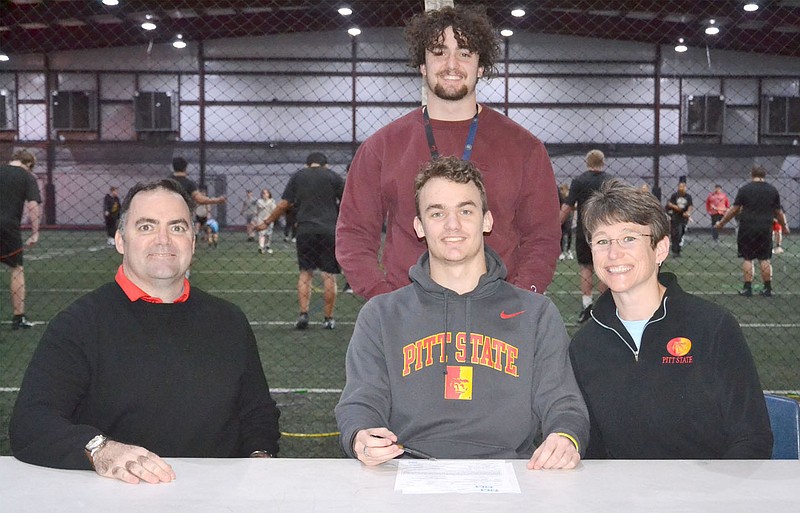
[500,310,525,319]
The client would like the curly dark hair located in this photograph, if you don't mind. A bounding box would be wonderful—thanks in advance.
[404,5,500,79]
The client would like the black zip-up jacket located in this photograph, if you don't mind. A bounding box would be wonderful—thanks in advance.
[569,272,773,459]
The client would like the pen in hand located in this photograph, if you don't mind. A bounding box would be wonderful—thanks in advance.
[370,435,437,460]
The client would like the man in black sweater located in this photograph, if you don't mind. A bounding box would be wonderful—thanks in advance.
[10,179,280,484]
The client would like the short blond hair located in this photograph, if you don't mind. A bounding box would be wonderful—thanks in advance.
[585,149,605,170]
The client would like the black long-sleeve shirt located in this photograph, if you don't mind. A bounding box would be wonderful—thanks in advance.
[10,283,280,469]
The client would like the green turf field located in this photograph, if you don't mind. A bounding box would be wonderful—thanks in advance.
[2,229,799,457]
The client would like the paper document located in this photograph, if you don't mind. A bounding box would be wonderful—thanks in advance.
[394,460,521,494]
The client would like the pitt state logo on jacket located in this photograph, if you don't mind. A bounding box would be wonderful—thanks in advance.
[662,337,694,364]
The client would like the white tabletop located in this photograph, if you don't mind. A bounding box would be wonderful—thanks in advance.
[1,457,797,513]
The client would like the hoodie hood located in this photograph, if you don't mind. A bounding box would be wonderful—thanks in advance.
[407,245,508,300]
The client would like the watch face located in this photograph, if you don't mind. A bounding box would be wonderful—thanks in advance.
[85,434,106,451]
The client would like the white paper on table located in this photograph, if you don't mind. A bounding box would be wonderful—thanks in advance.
[394,460,521,494]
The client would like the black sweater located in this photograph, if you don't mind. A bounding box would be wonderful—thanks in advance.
[569,273,772,459]
[10,283,280,469]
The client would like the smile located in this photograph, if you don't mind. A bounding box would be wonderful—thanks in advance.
[606,265,632,274]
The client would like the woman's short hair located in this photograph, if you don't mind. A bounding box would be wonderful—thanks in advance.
[581,178,669,248]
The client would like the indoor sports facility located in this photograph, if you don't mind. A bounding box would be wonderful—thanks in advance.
[1,0,799,458]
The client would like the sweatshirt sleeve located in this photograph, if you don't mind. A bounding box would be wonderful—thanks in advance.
[508,144,560,293]
[713,312,773,459]
[9,309,100,469]
[335,143,393,299]
[531,300,590,456]
[334,300,392,458]
[235,311,281,457]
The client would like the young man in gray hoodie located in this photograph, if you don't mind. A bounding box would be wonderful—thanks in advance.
[335,157,588,470]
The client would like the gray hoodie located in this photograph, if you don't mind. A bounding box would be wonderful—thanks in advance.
[335,247,589,459]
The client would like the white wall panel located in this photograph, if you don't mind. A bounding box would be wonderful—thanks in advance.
[18,103,47,140]
[510,77,654,103]
[138,74,179,92]
[17,73,45,101]
[57,73,96,91]
[204,74,351,102]
[180,106,200,141]
[762,79,800,96]
[100,103,135,140]
[724,79,758,105]
[100,74,135,100]
[356,75,417,102]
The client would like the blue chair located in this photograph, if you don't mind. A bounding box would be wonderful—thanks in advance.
[764,393,800,459]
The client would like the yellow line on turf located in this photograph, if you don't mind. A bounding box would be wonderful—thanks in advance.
[281,432,340,438]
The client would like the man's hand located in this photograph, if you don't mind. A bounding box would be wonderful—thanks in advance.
[353,428,404,466]
[92,440,176,484]
[527,433,580,470]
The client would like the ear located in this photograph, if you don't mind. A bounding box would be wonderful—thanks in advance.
[114,231,124,255]
[420,64,427,77]
[483,210,494,234]
[477,66,484,78]
[413,216,426,239]
[655,235,669,264]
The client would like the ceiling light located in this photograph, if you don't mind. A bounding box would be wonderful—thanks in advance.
[500,29,514,37]
[102,0,119,6]
[743,2,759,12]
[338,6,353,16]
[511,8,526,18]
[172,34,187,49]
[705,19,720,35]
[141,15,156,31]
[674,38,688,53]
[347,27,361,37]
[0,52,8,62]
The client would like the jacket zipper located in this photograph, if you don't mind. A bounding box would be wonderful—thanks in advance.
[589,297,669,362]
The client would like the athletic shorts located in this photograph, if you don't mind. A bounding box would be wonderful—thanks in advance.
[575,230,593,266]
[737,227,772,261]
[296,232,340,274]
[0,224,24,268]
[773,220,781,233]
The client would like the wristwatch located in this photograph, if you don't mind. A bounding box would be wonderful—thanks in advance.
[84,434,108,466]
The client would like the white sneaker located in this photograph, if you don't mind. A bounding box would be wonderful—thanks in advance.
[106,237,115,246]
[773,246,785,254]
[267,248,273,254]
[558,252,566,261]
[567,251,574,260]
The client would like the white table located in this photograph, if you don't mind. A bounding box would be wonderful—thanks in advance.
[1,457,797,512]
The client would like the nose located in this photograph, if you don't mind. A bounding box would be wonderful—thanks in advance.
[444,212,461,230]
[445,51,459,69]
[155,225,171,243]
[606,239,624,258]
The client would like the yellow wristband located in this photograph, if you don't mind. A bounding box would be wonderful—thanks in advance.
[556,432,579,452]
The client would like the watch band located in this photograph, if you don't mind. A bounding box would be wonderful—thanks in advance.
[84,434,108,467]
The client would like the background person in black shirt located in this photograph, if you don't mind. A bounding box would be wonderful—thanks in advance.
[716,166,789,297]
[0,149,42,330]
[559,150,611,323]
[253,152,345,329]
[665,179,693,257]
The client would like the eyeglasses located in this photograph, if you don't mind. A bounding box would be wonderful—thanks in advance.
[588,233,653,249]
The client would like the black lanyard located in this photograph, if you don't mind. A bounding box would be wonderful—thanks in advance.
[422,105,480,161]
